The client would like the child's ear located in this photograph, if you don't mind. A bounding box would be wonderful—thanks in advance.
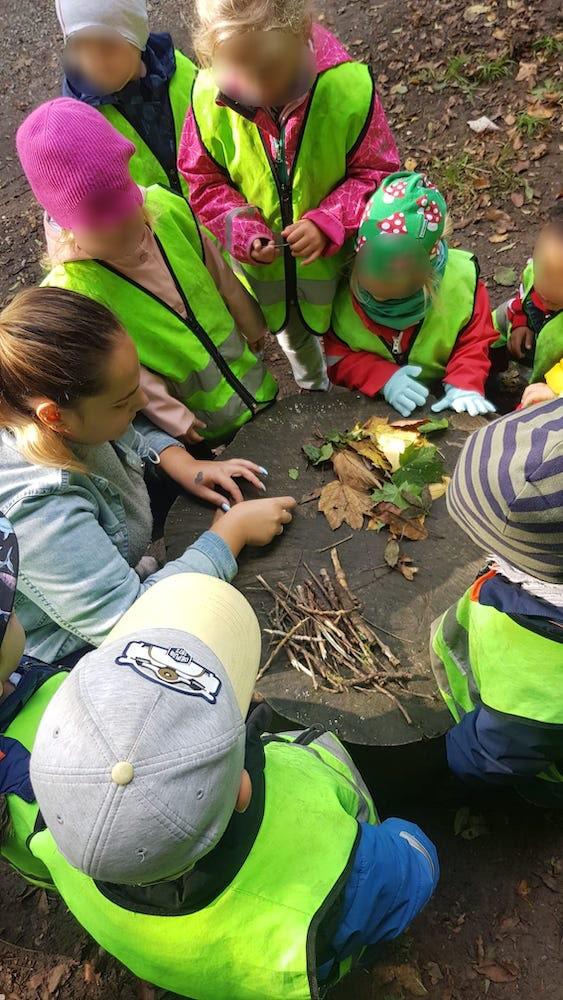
[34,400,68,435]
[235,769,253,813]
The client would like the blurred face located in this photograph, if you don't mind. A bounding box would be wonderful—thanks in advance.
[35,333,147,445]
[354,256,430,301]
[533,227,563,312]
[214,25,311,107]
[73,206,147,260]
[65,32,143,94]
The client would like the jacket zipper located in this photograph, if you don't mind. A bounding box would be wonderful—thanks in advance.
[98,238,258,414]
[260,129,295,328]
[391,331,404,357]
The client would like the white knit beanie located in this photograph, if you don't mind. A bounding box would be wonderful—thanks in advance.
[56,0,150,51]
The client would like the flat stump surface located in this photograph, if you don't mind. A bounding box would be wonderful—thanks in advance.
[166,392,486,745]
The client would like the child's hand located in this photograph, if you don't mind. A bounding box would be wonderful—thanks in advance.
[508,325,534,360]
[282,221,328,265]
[180,418,207,445]
[212,496,296,555]
[521,382,556,408]
[383,366,429,417]
[189,459,268,507]
[251,238,277,264]
[431,384,496,416]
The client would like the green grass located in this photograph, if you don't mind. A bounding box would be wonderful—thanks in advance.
[440,51,514,92]
[473,52,514,83]
[532,34,563,57]
[515,111,548,137]
[429,143,523,209]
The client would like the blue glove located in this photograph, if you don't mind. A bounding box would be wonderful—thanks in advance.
[383,365,429,417]
[431,384,496,417]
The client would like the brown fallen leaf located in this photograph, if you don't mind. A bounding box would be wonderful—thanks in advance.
[489,232,509,243]
[373,503,429,541]
[83,961,101,985]
[425,961,443,986]
[474,961,519,984]
[515,61,538,85]
[526,104,555,120]
[349,438,391,471]
[497,913,520,937]
[510,191,524,208]
[318,480,374,531]
[530,142,548,161]
[47,963,72,995]
[332,449,382,493]
[384,536,400,568]
[484,207,514,234]
[516,878,531,898]
[398,555,418,580]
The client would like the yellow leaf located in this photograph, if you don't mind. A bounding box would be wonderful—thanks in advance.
[349,438,391,471]
[427,476,450,500]
[318,480,374,531]
[332,449,383,493]
[375,430,419,472]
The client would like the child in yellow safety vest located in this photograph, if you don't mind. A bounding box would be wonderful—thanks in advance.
[179,0,399,392]
[27,573,439,1000]
[493,202,563,404]
[431,401,563,807]
[17,98,277,449]
[325,172,498,417]
[56,0,196,198]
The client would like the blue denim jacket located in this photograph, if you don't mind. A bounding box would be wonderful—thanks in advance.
[0,420,237,663]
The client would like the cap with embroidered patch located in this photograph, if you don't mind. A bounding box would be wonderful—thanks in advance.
[30,574,261,884]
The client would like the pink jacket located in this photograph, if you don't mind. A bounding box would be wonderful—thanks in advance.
[178,25,400,263]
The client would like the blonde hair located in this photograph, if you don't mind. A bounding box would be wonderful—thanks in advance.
[193,0,311,65]
[0,287,125,474]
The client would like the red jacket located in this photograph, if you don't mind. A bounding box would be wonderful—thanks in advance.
[324,280,497,396]
[178,24,399,263]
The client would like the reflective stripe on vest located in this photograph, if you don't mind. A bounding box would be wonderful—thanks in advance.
[332,249,478,382]
[520,260,563,382]
[101,51,196,198]
[1,672,67,888]
[192,63,375,335]
[431,585,563,727]
[31,731,376,1000]
[43,185,277,444]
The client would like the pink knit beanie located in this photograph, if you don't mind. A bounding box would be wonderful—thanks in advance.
[16,98,143,231]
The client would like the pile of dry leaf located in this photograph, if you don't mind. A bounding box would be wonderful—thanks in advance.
[303,415,450,581]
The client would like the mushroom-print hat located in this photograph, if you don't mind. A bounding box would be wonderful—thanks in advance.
[356,171,448,278]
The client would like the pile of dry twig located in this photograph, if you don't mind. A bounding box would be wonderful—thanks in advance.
[257,548,417,724]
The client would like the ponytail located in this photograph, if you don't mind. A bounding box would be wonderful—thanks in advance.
[0,287,124,473]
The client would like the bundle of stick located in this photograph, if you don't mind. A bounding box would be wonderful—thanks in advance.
[256,548,416,724]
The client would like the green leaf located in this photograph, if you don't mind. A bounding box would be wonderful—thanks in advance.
[288,468,299,480]
[302,442,334,465]
[371,482,411,510]
[394,443,444,488]
[493,266,518,287]
[418,417,449,434]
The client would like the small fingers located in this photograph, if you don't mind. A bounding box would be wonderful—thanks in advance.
[238,468,267,492]
[301,249,322,265]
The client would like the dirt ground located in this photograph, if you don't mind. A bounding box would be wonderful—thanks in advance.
[0,0,561,997]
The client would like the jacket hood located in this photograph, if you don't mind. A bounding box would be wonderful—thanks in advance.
[62,31,176,106]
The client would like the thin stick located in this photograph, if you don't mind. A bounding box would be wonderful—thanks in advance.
[363,616,415,643]
[257,617,308,678]
[316,533,354,554]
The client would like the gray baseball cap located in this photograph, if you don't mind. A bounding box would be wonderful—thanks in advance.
[30,623,250,885]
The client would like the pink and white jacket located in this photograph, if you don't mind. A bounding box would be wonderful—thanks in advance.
[178,25,400,264]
